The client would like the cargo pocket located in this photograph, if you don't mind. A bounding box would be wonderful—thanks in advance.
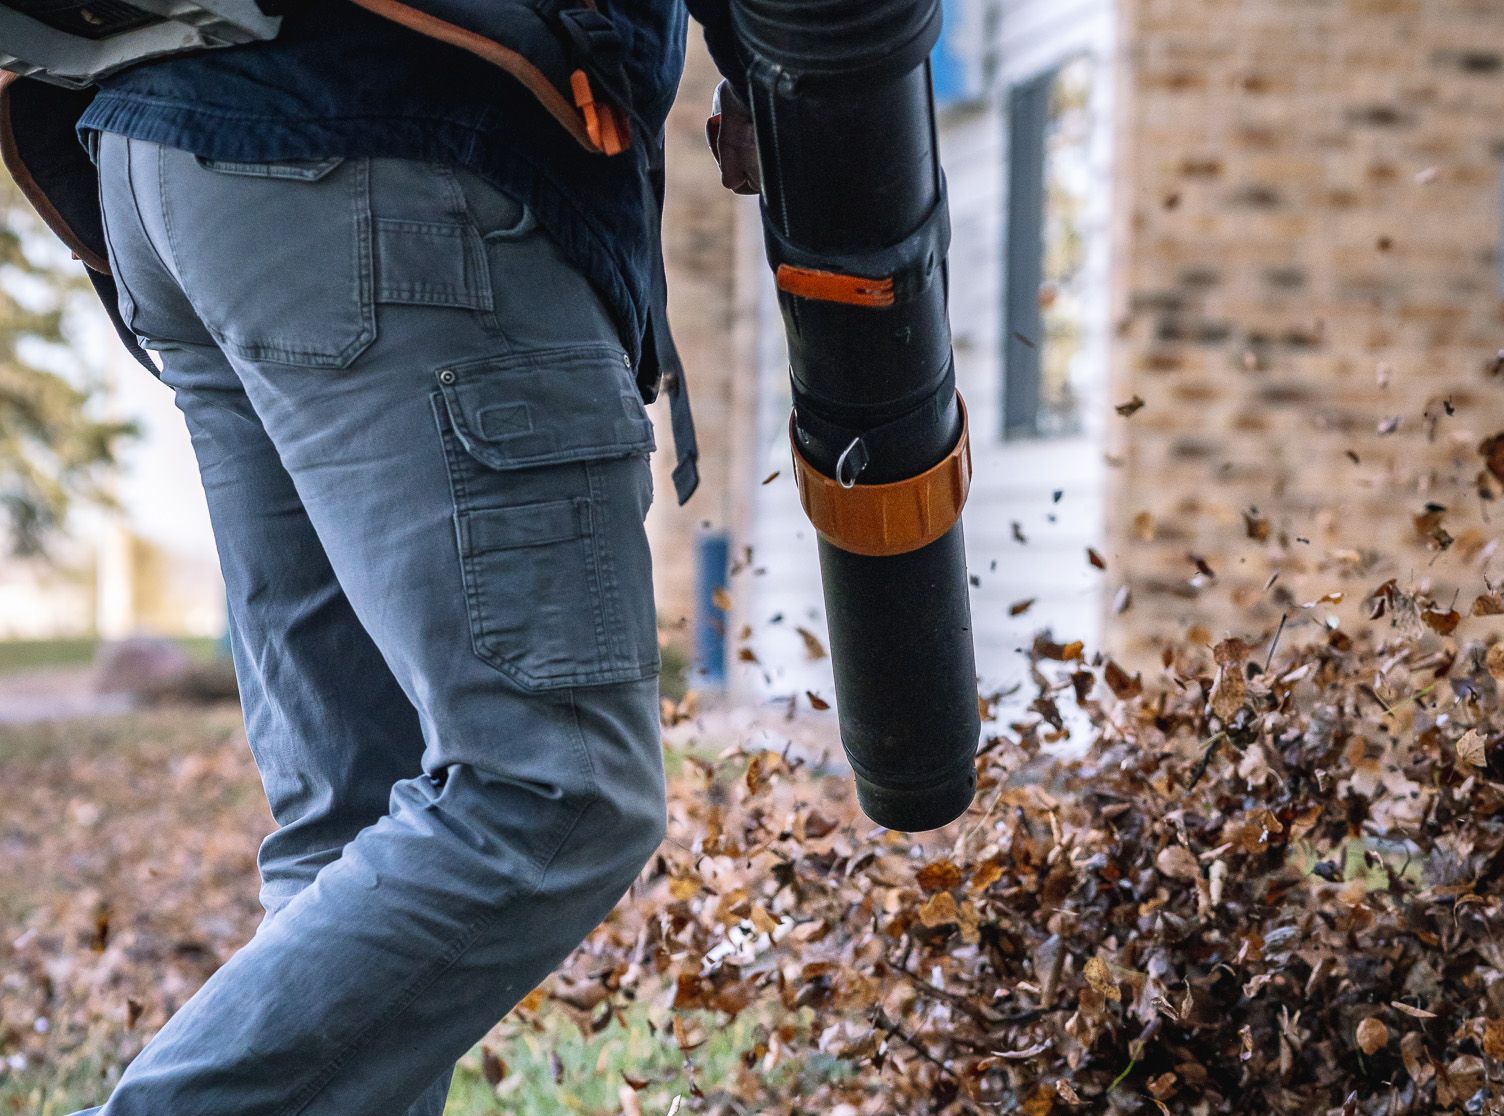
[435,344,659,691]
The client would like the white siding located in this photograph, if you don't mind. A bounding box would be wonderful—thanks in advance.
[950,0,1118,697]
[730,0,1119,707]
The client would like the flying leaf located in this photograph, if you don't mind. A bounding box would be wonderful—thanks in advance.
[795,627,828,661]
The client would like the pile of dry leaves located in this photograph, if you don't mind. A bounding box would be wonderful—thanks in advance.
[5,599,1504,1115]
[555,602,1504,1115]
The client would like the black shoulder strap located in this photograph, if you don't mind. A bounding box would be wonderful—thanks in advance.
[638,131,699,505]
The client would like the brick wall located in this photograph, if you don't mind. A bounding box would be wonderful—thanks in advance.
[1108,0,1504,661]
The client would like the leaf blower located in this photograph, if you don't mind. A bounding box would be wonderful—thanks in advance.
[730,0,979,831]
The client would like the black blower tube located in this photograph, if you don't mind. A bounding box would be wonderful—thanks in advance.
[731,0,980,831]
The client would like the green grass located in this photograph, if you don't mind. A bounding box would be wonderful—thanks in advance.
[0,638,99,675]
[0,1030,121,1116]
[0,636,223,676]
[443,1005,838,1116]
[0,1005,804,1116]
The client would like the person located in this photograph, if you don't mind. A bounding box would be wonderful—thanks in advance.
[0,1,757,1111]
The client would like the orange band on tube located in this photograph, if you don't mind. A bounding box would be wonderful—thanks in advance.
[790,393,972,557]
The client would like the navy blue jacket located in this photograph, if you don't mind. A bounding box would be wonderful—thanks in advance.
[0,0,739,382]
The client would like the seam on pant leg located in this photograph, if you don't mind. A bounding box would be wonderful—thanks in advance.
[514,688,602,880]
[582,460,615,671]
[521,688,603,890]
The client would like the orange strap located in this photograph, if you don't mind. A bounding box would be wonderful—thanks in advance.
[790,393,972,557]
[775,264,896,308]
[344,0,629,157]
[570,69,630,156]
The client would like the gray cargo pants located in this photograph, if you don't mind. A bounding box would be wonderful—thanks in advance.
[71,131,668,1115]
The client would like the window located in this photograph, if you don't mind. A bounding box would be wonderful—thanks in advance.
[1003,56,1094,439]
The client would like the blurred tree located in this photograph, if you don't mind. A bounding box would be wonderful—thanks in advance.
[0,173,134,556]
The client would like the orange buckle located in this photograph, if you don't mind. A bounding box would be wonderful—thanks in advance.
[570,69,629,156]
[790,392,972,558]
[775,264,896,308]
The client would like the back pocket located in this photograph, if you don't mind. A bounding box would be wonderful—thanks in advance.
[435,344,658,691]
[166,151,375,368]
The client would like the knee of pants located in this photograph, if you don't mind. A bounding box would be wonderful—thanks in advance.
[593,775,668,886]
[565,751,666,897]
[545,708,667,899]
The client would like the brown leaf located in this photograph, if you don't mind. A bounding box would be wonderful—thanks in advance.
[1421,606,1461,636]
[803,809,838,839]
[1087,547,1107,570]
[745,752,771,795]
[1021,1084,1057,1116]
[1356,1017,1389,1055]
[1488,643,1504,683]
[1390,1001,1437,1020]
[1480,432,1504,484]
[1456,729,1488,768]
[1115,395,1146,417]
[1034,635,1085,662]
[1010,597,1037,617]
[918,891,960,928]
[970,856,1004,893]
[1401,1031,1434,1085]
[749,904,778,936]
[916,859,964,894]
[711,586,732,612]
[795,626,828,661]
[1482,1019,1504,1061]
[1471,592,1504,617]
[1147,1072,1178,1100]
[1084,956,1121,1003]
[804,690,830,711]
[1210,642,1250,721]
[1103,659,1142,699]
[1156,844,1201,882]
[481,1045,508,1086]
[672,1014,705,1052]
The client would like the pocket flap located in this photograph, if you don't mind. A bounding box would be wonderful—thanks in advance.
[437,344,655,470]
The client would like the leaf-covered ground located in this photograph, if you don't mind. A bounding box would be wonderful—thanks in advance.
[5,612,1504,1115]
[0,707,759,1116]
